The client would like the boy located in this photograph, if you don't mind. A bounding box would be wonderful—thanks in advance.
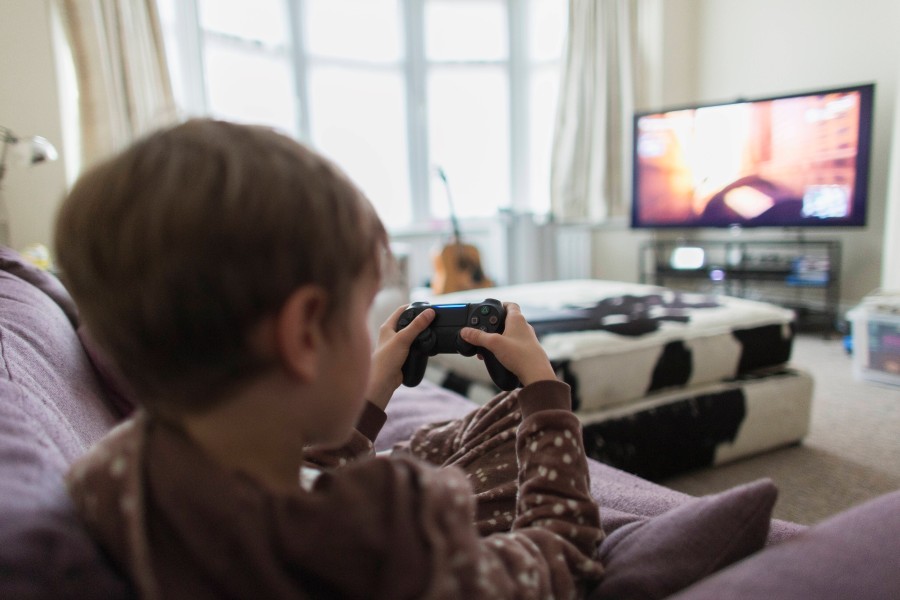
[56,119,605,598]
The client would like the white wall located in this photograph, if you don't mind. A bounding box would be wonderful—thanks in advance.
[646,0,899,306]
[0,0,68,250]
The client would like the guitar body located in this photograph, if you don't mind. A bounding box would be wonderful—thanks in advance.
[430,167,494,295]
[431,241,494,295]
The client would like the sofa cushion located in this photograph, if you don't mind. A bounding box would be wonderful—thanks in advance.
[0,380,130,597]
[0,478,131,598]
[0,270,118,456]
[589,478,777,600]
[0,248,127,592]
[668,488,900,600]
[0,245,78,326]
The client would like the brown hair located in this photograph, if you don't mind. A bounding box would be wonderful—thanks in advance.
[55,119,389,410]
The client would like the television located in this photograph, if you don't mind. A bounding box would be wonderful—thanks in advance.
[631,83,875,229]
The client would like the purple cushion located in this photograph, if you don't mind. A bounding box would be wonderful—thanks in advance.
[0,271,119,455]
[590,478,777,600]
[587,468,801,546]
[0,381,129,596]
[0,245,78,326]
[669,488,900,600]
[0,248,128,593]
[0,483,131,598]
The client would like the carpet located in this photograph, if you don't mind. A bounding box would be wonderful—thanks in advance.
[661,333,900,524]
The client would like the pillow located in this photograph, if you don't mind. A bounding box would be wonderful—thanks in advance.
[668,488,900,600]
[589,478,777,600]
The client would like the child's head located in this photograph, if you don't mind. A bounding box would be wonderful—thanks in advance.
[55,119,389,412]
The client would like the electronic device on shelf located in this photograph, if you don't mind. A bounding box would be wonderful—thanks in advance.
[630,83,875,229]
[395,299,519,391]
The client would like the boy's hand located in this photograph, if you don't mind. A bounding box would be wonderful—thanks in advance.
[458,303,556,387]
[366,304,435,410]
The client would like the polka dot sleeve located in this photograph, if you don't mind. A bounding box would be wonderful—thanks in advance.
[413,381,605,598]
[513,381,604,555]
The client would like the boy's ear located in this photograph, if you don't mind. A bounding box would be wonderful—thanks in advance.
[274,285,329,382]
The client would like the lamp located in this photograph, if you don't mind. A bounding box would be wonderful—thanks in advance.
[0,126,59,246]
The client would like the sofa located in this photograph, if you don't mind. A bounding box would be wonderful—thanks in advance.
[1,244,898,599]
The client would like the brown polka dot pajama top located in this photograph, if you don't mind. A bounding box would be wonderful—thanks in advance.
[67,380,605,599]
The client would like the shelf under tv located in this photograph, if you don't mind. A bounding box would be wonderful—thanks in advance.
[640,239,841,333]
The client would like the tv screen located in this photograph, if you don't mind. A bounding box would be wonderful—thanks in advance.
[631,83,875,229]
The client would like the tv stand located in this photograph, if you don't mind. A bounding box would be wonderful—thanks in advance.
[640,238,841,332]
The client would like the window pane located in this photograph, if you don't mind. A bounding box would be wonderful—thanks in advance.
[529,0,568,62]
[529,65,560,214]
[428,67,509,218]
[425,0,507,62]
[198,0,287,46]
[308,66,411,227]
[305,0,402,62]
[203,38,297,134]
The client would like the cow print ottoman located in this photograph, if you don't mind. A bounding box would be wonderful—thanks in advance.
[419,280,812,478]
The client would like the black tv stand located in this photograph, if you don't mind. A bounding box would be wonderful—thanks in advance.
[640,238,841,332]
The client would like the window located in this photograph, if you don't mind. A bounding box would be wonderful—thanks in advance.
[157,0,567,229]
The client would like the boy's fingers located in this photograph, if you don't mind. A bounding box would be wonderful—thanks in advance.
[503,302,522,315]
[460,326,493,351]
[503,302,525,327]
[394,308,434,342]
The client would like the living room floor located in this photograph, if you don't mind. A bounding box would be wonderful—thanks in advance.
[662,332,900,525]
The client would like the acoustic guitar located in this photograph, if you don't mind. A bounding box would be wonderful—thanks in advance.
[430,167,494,295]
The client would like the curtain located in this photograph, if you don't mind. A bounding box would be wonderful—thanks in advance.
[55,0,176,168]
[550,0,660,223]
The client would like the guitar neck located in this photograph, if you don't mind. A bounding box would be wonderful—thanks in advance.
[436,166,463,243]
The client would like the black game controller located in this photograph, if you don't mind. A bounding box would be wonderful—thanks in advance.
[396,299,520,391]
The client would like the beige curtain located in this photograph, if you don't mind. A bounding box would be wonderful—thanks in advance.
[550,0,659,223]
[56,0,176,168]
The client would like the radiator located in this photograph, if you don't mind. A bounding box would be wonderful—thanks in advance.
[554,225,593,281]
[393,215,595,289]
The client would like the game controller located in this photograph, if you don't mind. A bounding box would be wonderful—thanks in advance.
[396,299,520,391]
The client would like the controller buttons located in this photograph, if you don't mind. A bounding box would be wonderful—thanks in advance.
[488,315,499,325]
[479,305,491,315]
[470,316,481,326]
